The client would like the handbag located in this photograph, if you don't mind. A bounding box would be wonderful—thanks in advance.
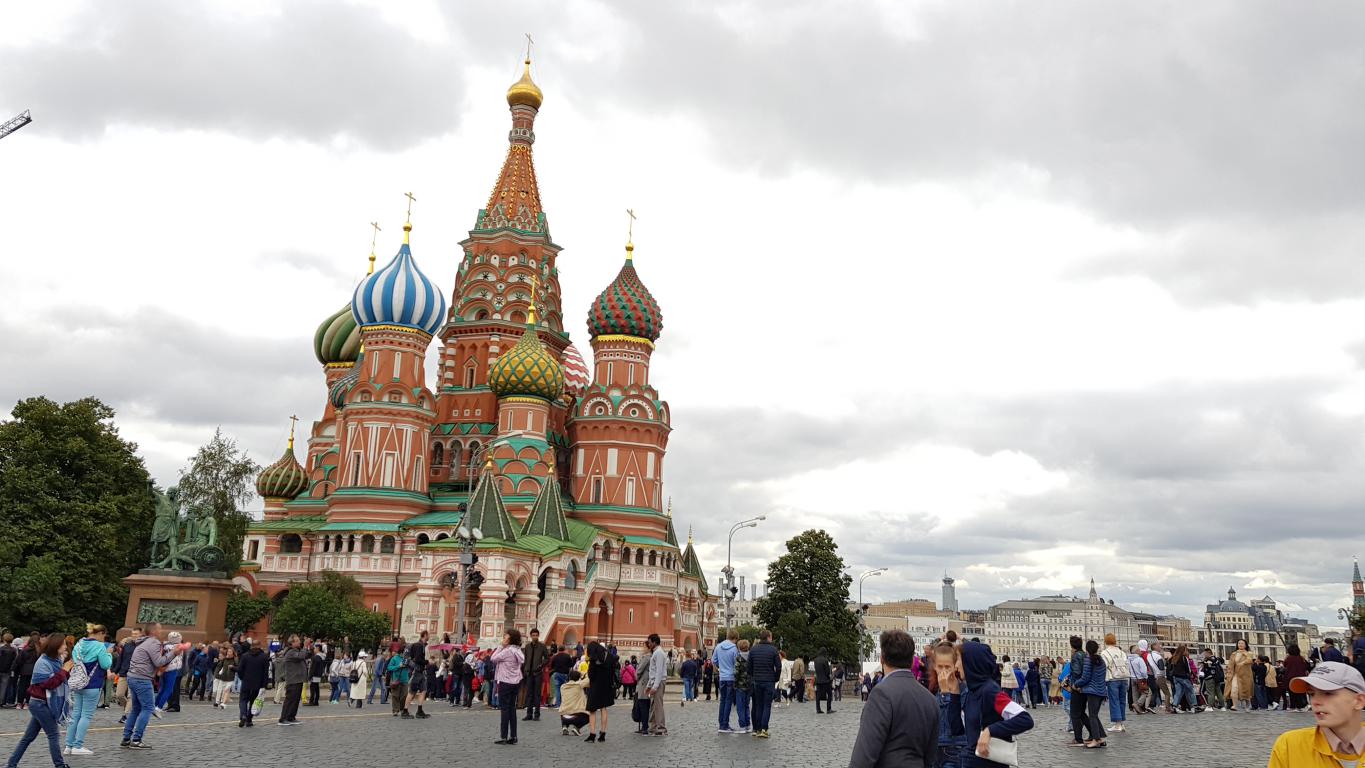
[250,692,264,716]
[975,737,1019,767]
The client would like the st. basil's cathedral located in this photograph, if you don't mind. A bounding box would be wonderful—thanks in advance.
[240,57,718,653]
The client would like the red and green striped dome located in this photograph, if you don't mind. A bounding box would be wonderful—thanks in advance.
[587,246,662,342]
[256,445,308,500]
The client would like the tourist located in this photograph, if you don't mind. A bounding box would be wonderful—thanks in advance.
[747,630,781,738]
[492,629,525,745]
[1065,636,1087,745]
[122,623,183,748]
[999,655,1020,706]
[305,643,326,707]
[328,651,352,704]
[549,643,572,708]
[833,661,845,703]
[212,645,237,709]
[0,634,14,709]
[860,673,872,701]
[350,651,370,709]
[703,655,715,701]
[715,630,737,731]
[1151,642,1173,712]
[1268,661,1365,766]
[679,651,697,705]
[408,631,430,719]
[1168,644,1200,713]
[1099,633,1129,730]
[367,649,389,705]
[643,633,668,736]
[849,629,938,767]
[1024,660,1042,709]
[15,633,39,710]
[271,647,287,705]
[734,639,753,734]
[1228,638,1254,711]
[630,654,651,733]
[1038,656,1054,707]
[957,641,1035,767]
[61,624,111,757]
[558,669,590,735]
[278,635,308,725]
[115,631,142,719]
[522,628,548,722]
[1283,645,1310,711]
[584,640,616,742]
[792,655,807,704]
[813,650,833,714]
[1077,639,1108,748]
[386,644,412,719]
[187,644,210,701]
[6,634,69,768]
[930,641,967,767]
[1322,637,1348,664]
[1264,655,1280,710]
[236,638,268,727]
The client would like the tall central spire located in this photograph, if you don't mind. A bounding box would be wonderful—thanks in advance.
[478,51,546,233]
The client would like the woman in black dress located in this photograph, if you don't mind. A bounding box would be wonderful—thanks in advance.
[583,641,617,742]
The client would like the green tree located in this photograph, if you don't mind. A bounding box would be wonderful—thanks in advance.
[174,428,260,575]
[271,572,391,651]
[715,623,764,644]
[224,589,274,635]
[755,529,865,663]
[0,397,157,633]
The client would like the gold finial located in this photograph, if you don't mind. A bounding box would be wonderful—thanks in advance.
[506,38,544,110]
[527,275,539,326]
[484,455,496,472]
[287,415,299,450]
[625,208,636,261]
[666,496,672,517]
[403,192,416,244]
[525,32,533,61]
[367,221,381,275]
[687,525,693,545]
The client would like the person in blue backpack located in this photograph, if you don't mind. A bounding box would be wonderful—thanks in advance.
[63,625,112,756]
[5,634,70,768]
[953,641,1034,768]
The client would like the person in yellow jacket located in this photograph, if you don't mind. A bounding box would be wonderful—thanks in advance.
[1268,662,1365,767]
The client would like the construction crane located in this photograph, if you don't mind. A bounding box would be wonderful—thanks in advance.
[0,110,32,141]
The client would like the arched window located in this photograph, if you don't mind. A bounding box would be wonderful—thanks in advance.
[380,535,396,554]
[621,547,630,565]
[333,535,343,552]
[321,536,331,553]
[602,541,613,562]
[360,535,375,553]
[648,551,657,567]
[565,561,579,590]
[432,442,444,467]
[416,533,430,545]
[435,533,449,541]
[346,535,356,553]
[450,443,461,474]
[475,310,489,321]
[280,534,303,554]
[635,549,644,565]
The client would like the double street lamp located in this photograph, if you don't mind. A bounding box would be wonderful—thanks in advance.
[450,524,484,645]
[722,516,766,630]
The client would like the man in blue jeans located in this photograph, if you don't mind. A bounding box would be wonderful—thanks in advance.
[747,629,782,738]
[122,623,181,749]
[714,630,738,733]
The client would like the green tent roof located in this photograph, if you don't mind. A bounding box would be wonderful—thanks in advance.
[623,535,675,549]
[402,511,465,528]
[317,522,400,532]
[247,515,329,533]
[522,474,570,541]
[463,463,519,541]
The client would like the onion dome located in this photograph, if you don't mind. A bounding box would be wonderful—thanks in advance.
[351,224,446,336]
[506,58,543,110]
[255,431,308,500]
[329,346,363,409]
[561,342,590,398]
[490,321,564,401]
[313,305,360,365]
[588,242,662,341]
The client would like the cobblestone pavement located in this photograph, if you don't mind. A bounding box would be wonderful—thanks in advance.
[0,694,1307,767]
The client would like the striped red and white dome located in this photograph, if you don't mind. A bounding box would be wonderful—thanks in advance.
[561,342,591,398]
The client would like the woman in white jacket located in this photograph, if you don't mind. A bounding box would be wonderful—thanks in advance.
[1098,633,1131,732]
[778,652,793,705]
[350,652,370,709]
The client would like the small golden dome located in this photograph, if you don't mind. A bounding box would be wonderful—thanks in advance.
[506,59,543,109]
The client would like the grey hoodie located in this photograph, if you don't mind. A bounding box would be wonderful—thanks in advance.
[127,636,176,680]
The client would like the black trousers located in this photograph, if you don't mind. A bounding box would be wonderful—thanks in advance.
[561,712,589,728]
[308,680,320,705]
[280,683,303,722]
[499,682,519,740]
[815,683,832,711]
[238,686,260,722]
[1084,693,1106,741]
[794,678,805,702]
[524,677,541,717]
[1069,691,1087,743]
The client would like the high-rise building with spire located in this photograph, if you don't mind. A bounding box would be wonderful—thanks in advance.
[1354,558,1364,609]
[941,572,958,613]
[238,54,715,653]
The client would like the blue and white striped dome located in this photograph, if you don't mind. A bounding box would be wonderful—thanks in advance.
[351,237,446,336]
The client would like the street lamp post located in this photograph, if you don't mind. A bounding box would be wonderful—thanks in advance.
[453,524,484,645]
[723,516,766,631]
[858,568,886,607]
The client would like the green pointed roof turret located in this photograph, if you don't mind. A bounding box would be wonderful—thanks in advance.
[464,457,519,542]
[664,497,678,546]
[523,461,571,541]
[681,525,708,592]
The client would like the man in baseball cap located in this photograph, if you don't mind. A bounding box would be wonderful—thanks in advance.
[1268,662,1365,766]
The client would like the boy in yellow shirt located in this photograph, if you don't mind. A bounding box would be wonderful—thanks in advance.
[1268,662,1365,767]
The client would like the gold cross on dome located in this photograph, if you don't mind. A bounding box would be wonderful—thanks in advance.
[288,414,299,449]
[525,33,534,60]
[404,192,417,224]
[626,208,636,242]
[367,221,381,274]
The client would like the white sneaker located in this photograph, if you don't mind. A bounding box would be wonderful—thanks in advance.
[62,747,71,755]
[71,747,94,756]
[152,707,163,719]
[561,726,569,735]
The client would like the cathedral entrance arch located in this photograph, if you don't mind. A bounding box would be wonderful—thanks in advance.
[596,598,610,639]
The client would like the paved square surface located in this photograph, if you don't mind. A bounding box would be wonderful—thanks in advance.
[0,694,1305,766]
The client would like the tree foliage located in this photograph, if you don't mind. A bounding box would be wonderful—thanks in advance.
[271,572,390,651]
[0,397,157,634]
[755,529,865,663]
[224,589,274,635]
[715,623,764,644]
[173,428,259,575]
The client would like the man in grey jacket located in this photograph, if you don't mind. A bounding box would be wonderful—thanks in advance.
[848,630,938,768]
[279,635,309,725]
[643,634,668,736]
[121,623,181,749]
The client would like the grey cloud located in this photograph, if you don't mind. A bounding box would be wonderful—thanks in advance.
[1,1,465,148]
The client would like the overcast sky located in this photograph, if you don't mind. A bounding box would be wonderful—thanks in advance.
[4,0,1365,628]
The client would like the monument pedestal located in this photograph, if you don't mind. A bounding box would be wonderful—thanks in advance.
[120,572,235,644]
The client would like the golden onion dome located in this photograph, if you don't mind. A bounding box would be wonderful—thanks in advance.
[506,59,543,110]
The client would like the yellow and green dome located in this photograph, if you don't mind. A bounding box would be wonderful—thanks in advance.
[489,323,564,401]
[256,445,308,500]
